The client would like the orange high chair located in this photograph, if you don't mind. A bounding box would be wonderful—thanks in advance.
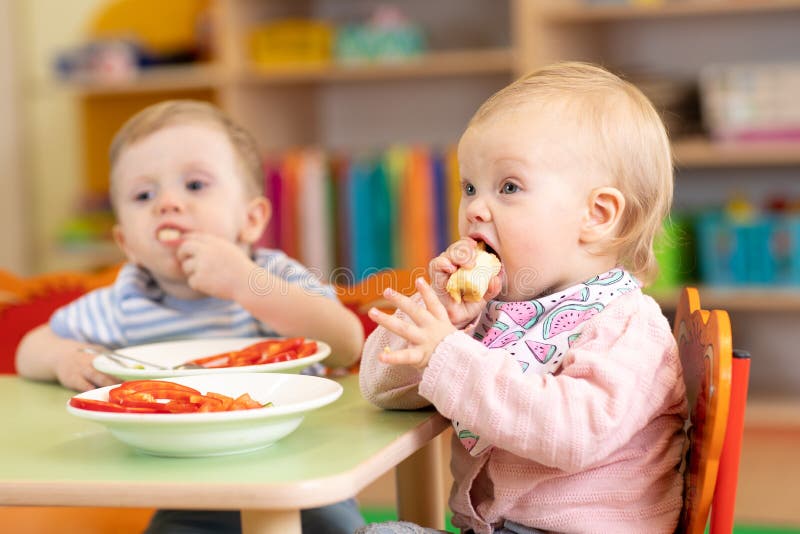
[674,287,751,534]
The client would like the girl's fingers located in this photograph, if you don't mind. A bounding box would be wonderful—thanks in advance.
[429,256,456,288]
[368,307,422,344]
[415,277,448,320]
[379,348,425,367]
[485,276,503,301]
[382,287,428,325]
[446,239,477,268]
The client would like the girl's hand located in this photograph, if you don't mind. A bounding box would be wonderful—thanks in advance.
[56,346,118,392]
[177,233,255,300]
[368,277,456,369]
[429,238,501,328]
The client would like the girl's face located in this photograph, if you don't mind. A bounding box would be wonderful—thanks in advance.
[111,123,264,289]
[456,105,601,301]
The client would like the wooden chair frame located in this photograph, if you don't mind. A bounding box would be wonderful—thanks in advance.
[674,287,750,534]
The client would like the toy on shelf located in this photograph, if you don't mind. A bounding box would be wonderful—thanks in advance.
[700,62,800,142]
[55,40,140,83]
[696,195,800,286]
[250,20,334,67]
[335,4,426,64]
[651,215,696,291]
[56,0,211,83]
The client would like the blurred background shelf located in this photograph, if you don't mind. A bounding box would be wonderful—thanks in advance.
[241,48,514,83]
[59,63,224,96]
[58,48,514,94]
[746,397,800,428]
[541,0,800,23]
[673,136,800,168]
[650,286,800,311]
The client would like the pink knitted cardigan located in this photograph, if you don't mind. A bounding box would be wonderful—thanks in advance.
[359,290,687,534]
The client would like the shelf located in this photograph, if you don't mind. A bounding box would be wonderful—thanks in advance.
[672,136,800,168]
[59,64,224,96]
[57,50,514,94]
[45,241,125,273]
[241,48,514,84]
[650,286,800,311]
[746,397,800,428]
[543,0,800,23]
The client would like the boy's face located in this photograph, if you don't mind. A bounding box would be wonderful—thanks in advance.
[111,122,267,287]
[456,104,601,301]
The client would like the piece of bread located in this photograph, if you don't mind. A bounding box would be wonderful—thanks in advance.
[445,249,501,303]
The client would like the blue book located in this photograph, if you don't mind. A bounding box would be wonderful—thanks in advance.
[432,150,449,255]
[371,157,393,272]
[348,158,374,281]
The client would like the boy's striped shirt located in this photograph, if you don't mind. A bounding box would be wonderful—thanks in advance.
[50,248,335,349]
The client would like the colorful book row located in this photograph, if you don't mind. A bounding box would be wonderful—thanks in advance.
[258,146,462,281]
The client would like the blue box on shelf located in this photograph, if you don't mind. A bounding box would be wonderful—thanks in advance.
[696,212,800,286]
[770,215,800,285]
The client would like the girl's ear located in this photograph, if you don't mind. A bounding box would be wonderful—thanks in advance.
[112,224,138,263]
[580,186,625,244]
[239,196,271,244]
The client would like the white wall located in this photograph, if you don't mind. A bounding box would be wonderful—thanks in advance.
[17,0,106,273]
[0,0,27,272]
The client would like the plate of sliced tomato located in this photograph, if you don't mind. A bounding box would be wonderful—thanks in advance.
[92,337,331,381]
[66,373,343,457]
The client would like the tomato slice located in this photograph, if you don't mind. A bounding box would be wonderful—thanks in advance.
[229,349,263,367]
[256,350,297,365]
[206,392,235,411]
[186,352,235,368]
[163,400,200,413]
[69,380,271,414]
[70,397,128,412]
[116,392,172,412]
[180,338,311,369]
[109,381,201,404]
[69,397,157,413]
[231,393,262,410]
[296,341,317,358]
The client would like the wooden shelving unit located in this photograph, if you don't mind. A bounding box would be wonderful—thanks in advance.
[60,63,224,96]
[649,285,800,311]
[673,136,800,168]
[746,397,800,428]
[242,48,514,84]
[59,48,514,94]
[541,0,800,23]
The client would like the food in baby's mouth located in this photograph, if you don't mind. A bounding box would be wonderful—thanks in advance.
[157,228,182,242]
[446,247,501,303]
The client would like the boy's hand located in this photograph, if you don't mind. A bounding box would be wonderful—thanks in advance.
[368,277,456,369]
[429,238,501,328]
[56,346,118,392]
[177,233,255,300]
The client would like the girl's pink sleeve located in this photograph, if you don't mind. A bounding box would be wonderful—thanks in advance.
[418,293,686,472]
[358,307,431,410]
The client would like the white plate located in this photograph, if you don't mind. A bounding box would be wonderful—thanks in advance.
[92,337,331,381]
[66,373,343,457]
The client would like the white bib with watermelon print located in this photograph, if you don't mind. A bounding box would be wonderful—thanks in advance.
[453,267,639,457]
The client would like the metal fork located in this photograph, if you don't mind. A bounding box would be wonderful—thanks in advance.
[81,347,204,370]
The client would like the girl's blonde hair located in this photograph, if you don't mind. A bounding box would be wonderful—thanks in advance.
[109,100,263,202]
[469,62,673,285]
